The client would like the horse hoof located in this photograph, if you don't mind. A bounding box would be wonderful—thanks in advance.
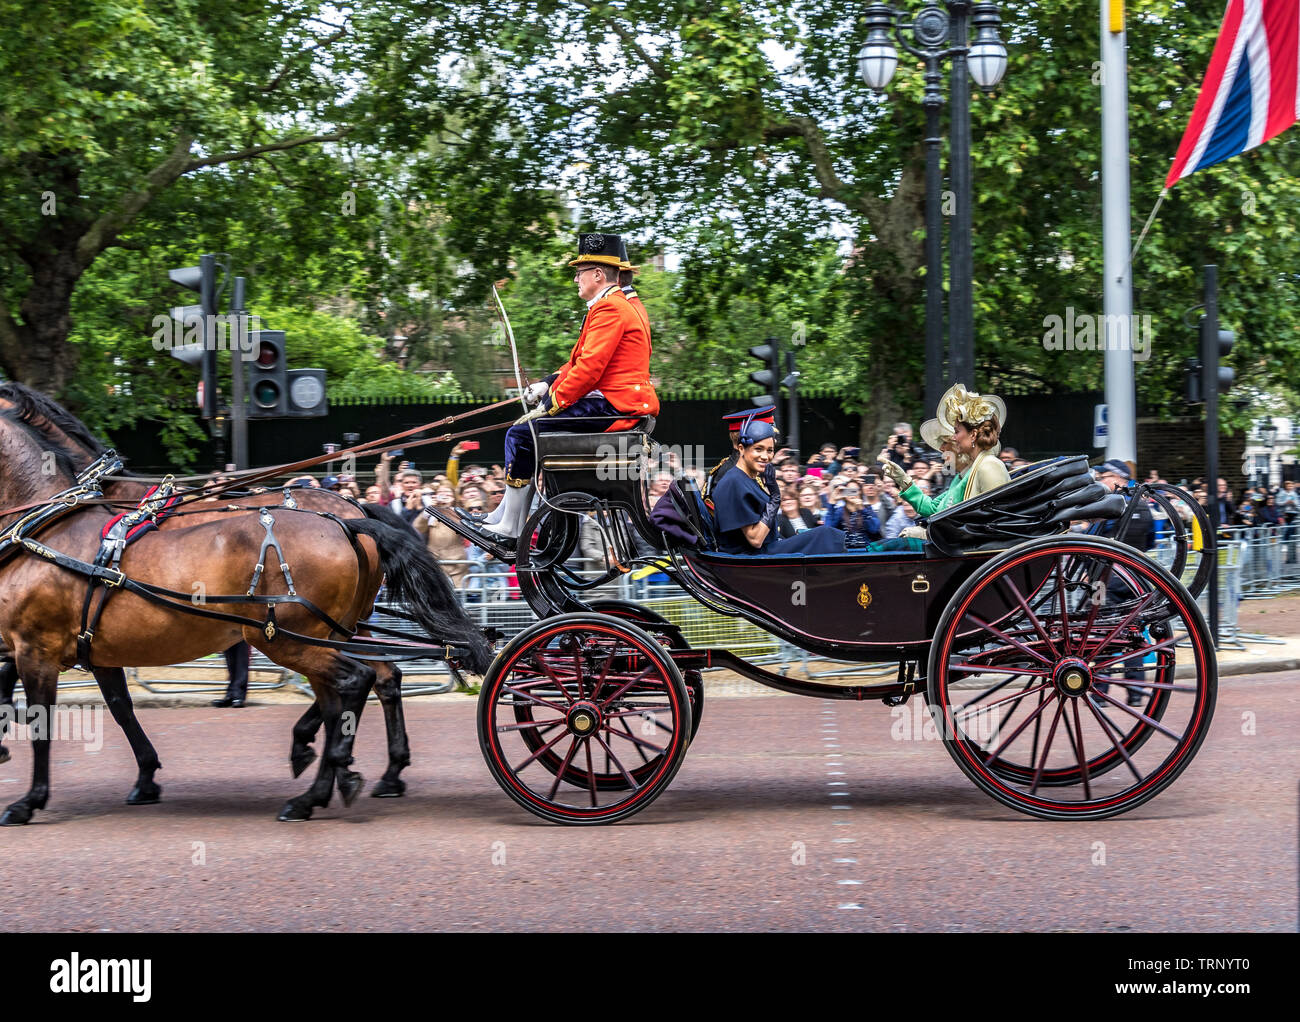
[289,747,317,779]
[0,745,9,765]
[0,803,32,826]
[336,770,365,807]
[370,777,406,798]
[126,781,161,805]
[277,799,314,822]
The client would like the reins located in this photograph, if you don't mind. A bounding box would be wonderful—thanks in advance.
[177,395,520,502]
[0,396,520,521]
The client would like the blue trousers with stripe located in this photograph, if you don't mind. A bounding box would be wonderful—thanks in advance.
[504,395,623,485]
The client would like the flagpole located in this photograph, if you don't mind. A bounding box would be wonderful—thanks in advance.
[1101,0,1137,472]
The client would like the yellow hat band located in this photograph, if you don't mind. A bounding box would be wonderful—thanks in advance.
[568,255,624,268]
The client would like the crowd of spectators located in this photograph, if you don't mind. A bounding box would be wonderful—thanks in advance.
[1181,475,1300,557]
[270,423,1300,602]
[276,443,515,599]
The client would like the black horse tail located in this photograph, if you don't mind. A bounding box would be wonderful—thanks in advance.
[343,506,493,675]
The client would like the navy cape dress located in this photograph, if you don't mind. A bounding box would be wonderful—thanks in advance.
[712,470,845,555]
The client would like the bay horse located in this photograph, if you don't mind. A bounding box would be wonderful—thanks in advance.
[0,394,487,824]
[0,383,489,799]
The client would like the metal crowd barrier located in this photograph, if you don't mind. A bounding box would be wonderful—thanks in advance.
[1226,524,1300,598]
[124,651,295,696]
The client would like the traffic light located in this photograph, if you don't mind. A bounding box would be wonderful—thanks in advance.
[247,330,287,418]
[748,339,780,407]
[1215,326,1235,394]
[1183,357,1202,405]
[1199,315,1235,406]
[168,254,218,417]
[286,369,328,418]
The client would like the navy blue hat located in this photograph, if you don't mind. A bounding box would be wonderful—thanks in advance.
[1097,459,1132,480]
[738,413,777,447]
[723,405,776,433]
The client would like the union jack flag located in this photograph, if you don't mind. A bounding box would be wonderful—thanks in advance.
[1166,0,1299,187]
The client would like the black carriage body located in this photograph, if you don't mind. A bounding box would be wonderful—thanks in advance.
[438,425,1208,672]
[457,426,1217,825]
[675,548,1053,660]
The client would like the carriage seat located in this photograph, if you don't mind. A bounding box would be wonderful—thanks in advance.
[655,474,717,551]
[534,416,655,443]
[534,424,654,507]
[926,455,1125,557]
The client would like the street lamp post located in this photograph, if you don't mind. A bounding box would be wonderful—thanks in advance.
[858,3,1007,412]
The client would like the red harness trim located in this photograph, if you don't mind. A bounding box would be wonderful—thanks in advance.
[100,485,182,544]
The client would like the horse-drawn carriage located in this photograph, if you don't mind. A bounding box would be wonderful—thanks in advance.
[0,386,1215,829]
[431,418,1217,825]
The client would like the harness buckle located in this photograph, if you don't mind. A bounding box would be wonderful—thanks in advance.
[102,568,126,588]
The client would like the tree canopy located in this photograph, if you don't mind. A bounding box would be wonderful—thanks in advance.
[1,0,1296,464]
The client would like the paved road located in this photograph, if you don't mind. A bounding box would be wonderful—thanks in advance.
[3,670,1296,931]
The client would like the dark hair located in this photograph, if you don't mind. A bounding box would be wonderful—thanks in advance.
[618,268,634,286]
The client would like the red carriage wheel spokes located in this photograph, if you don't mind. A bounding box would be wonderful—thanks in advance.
[927,536,1216,820]
[587,601,704,743]
[480,614,691,824]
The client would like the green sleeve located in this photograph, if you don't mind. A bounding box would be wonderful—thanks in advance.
[900,482,942,517]
[900,474,966,517]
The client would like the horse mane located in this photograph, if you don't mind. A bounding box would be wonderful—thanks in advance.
[0,383,106,481]
[0,382,106,459]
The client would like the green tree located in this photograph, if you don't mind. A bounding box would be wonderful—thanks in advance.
[491,0,1300,435]
[0,0,558,396]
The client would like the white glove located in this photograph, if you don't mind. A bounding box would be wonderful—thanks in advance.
[514,405,549,426]
[523,381,550,407]
[879,457,911,490]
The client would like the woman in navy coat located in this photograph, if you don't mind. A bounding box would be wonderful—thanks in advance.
[712,416,845,555]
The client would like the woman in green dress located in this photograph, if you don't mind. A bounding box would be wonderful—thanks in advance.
[871,384,1011,551]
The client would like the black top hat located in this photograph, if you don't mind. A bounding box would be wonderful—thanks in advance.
[569,233,625,269]
[617,237,639,273]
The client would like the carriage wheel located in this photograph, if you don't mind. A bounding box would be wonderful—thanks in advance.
[958,623,1176,787]
[588,600,703,742]
[927,536,1215,820]
[1145,483,1213,600]
[479,614,691,824]
[506,602,703,793]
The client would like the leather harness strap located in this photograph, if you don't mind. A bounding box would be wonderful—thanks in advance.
[1,464,469,667]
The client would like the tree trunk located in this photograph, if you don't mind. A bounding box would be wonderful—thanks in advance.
[6,250,84,394]
[0,155,88,396]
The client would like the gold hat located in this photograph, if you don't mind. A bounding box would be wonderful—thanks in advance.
[919,417,951,453]
[935,383,1006,435]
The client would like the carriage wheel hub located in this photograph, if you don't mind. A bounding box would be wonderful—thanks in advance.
[567,700,602,736]
[1053,658,1092,696]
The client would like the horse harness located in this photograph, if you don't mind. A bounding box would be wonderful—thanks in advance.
[0,451,466,669]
